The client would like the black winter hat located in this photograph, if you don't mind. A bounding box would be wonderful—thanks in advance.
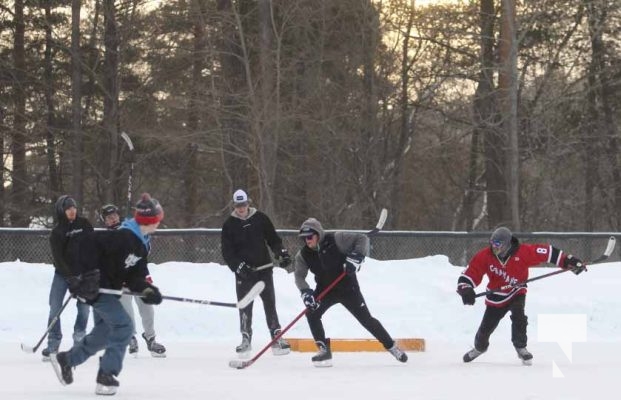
[55,195,77,214]
[100,204,119,220]
[134,193,164,225]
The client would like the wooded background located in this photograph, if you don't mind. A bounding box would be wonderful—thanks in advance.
[1,0,620,231]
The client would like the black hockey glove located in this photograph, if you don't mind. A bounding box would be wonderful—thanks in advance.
[563,255,587,275]
[457,283,476,305]
[301,288,320,311]
[235,262,253,279]
[344,252,365,275]
[141,284,162,305]
[277,249,292,271]
[78,269,101,301]
[67,270,100,302]
[66,275,82,297]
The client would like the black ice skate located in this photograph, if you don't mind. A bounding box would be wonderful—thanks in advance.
[50,351,73,385]
[271,329,291,356]
[388,343,408,363]
[142,333,166,358]
[463,347,486,363]
[236,333,252,358]
[96,370,120,396]
[312,339,332,368]
[128,336,139,357]
[515,347,533,366]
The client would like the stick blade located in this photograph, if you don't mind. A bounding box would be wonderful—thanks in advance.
[366,208,388,235]
[236,281,265,309]
[21,343,35,353]
[120,131,135,151]
[604,236,616,257]
[228,359,253,369]
[591,236,617,264]
[376,208,388,230]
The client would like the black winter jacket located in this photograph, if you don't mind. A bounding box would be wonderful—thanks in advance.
[77,221,152,294]
[49,216,94,278]
[299,233,360,294]
[221,208,284,272]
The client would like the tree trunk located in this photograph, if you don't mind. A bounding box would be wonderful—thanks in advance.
[71,0,83,204]
[0,107,5,226]
[359,1,380,224]
[11,0,29,227]
[44,2,60,196]
[103,0,119,203]
[499,0,520,230]
[484,0,508,228]
[476,0,504,229]
[256,0,276,218]
[389,2,415,228]
[586,1,621,230]
[184,0,208,226]
[217,0,250,199]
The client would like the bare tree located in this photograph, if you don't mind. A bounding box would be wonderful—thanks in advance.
[102,0,119,202]
[43,1,60,196]
[255,0,277,218]
[70,0,82,202]
[11,0,28,226]
[498,0,520,229]
[216,0,251,198]
[183,0,209,226]
[585,0,621,230]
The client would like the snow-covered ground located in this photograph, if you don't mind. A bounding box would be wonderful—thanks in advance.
[1,256,620,399]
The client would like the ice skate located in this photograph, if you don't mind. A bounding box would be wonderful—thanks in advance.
[142,333,166,358]
[271,329,291,356]
[463,347,485,363]
[312,339,332,368]
[516,347,533,366]
[41,347,52,362]
[128,336,139,357]
[95,370,119,396]
[236,333,252,358]
[50,351,73,385]
[388,343,408,363]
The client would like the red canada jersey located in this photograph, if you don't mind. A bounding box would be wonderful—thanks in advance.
[459,243,566,307]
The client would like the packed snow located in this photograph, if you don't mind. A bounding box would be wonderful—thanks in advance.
[1,255,620,399]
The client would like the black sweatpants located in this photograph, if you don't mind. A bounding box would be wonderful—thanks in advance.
[305,287,395,349]
[474,294,528,351]
[236,270,281,339]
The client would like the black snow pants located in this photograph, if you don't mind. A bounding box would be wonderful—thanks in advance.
[474,294,528,351]
[305,287,395,349]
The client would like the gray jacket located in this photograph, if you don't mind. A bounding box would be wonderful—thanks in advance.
[293,218,369,291]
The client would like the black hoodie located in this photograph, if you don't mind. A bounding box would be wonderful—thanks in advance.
[49,197,94,278]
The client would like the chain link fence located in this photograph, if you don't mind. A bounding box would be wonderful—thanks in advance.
[1,228,618,267]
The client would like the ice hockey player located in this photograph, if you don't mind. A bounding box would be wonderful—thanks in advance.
[293,217,408,367]
[457,226,586,365]
[43,195,92,361]
[50,193,164,395]
[100,203,166,358]
[221,189,292,357]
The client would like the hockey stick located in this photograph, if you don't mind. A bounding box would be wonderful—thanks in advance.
[21,295,73,353]
[120,132,134,218]
[98,280,265,309]
[229,208,388,369]
[253,262,274,272]
[366,208,388,235]
[228,271,346,370]
[475,236,616,298]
